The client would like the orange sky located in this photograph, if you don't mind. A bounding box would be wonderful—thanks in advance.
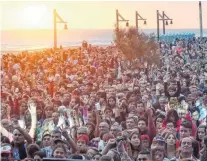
[1,1,207,30]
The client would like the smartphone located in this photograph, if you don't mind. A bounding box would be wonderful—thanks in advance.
[95,103,101,111]
[98,140,105,152]
[15,88,19,93]
[116,97,120,107]
[18,120,25,129]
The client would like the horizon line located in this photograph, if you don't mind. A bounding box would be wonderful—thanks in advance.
[2,28,207,31]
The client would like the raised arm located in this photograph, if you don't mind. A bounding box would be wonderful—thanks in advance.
[13,125,33,144]
[175,81,181,97]
[0,124,13,142]
[164,82,170,98]
[101,139,116,155]
[144,66,150,83]
[28,102,37,139]
[94,111,101,137]
[117,140,133,161]
[62,130,77,154]
[146,108,156,141]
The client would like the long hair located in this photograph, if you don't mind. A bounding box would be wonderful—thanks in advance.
[155,114,165,128]
[191,137,200,159]
[128,131,141,158]
[196,124,207,143]
[163,131,179,158]
[107,96,116,108]
[166,109,179,124]
[86,122,95,140]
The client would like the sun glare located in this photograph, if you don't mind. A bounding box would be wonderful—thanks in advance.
[22,5,48,29]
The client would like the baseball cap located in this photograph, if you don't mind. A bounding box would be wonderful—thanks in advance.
[42,131,51,138]
[151,135,165,150]
[77,135,89,144]
[0,144,12,154]
[141,135,150,142]
[54,139,68,145]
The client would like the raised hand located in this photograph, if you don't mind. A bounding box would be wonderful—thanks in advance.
[28,101,37,115]
[163,75,169,83]
[144,62,148,68]
[122,131,129,141]
[83,97,89,105]
[146,107,153,117]
[71,110,77,118]
[62,129,69,139]
[117,140,125,153]
[107,139,116,147]
[146,100,151,109]
[165,103,171,113]
[12,119,21,130]
[73,104,79,111]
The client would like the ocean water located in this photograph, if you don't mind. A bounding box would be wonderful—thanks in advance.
[1,29,207,53]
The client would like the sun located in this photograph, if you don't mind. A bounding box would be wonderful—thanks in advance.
[22,5,48,29]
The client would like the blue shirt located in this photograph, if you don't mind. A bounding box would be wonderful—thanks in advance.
[41,146,52,157]
[12,143,27,160]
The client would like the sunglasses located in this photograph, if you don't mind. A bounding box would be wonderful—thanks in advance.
[137,158,147,161]
[43,138,50,141]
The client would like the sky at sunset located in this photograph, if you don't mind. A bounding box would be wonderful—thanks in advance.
[1,1,207,30]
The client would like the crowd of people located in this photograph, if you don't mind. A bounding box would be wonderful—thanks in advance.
[1,37,207,161]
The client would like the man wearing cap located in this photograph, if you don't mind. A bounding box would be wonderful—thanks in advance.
[140,135,150,150]
[41,131,52,157]
[151,135,166,151]
[77,134,89,154]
